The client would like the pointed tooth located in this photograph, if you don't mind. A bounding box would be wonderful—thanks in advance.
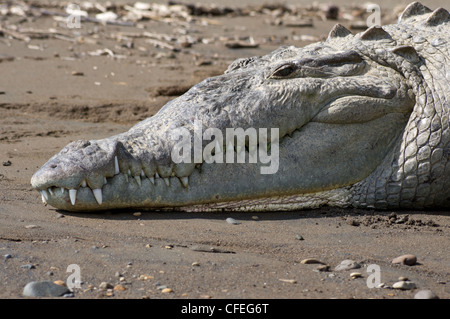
[41,189,49,201]
[104,177,107,184]
[164,178,170,186]
[60,187,65,194]
[155,172,160,179]
[140,170,145,178]
[134,175,141,186]
[180,176,188,188]
[92,188,102,205]
[81,180,87,187]
[149,177,155,184]
[69,189,77,205]
[48,188,54,196]
[114,156,120,175]
[127,169,131,176]
[40,191,48,204]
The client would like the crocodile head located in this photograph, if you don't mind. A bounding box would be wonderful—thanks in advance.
[31,3,449,211]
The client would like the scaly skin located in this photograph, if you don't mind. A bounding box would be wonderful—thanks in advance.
[31,2,450,212]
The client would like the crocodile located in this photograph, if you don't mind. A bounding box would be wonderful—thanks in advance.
[31,2,449,212]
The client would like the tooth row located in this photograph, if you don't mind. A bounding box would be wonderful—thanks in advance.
[41,187,102,206]
[40,155,194,206]
[40,172,189,207]
[112,156,190,189]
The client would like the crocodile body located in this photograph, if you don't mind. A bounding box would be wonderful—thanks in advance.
[31,2,450,212]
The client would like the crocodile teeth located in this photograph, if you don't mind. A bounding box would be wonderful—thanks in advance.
[140,170,146,178]
[114,156,120,175]
[134,175,142,186]
[41,189,49,201]
[104,177,107,184]
[164,178,170,186]
[180,176,189,188]
[155,172,160,178]
[60,187,65,194]
[40,190,48,204]
[69,189,77,205]
[92,188,102,205]
[48,188,54,196]
[149,177,155,184]
[81,180,87,187]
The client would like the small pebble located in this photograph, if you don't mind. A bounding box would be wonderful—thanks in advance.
[21,264,35,269]
[251,216,259,220]
[25,225,39,229]
[133,212,142,217]
[53,280,66,286]
[23,281,71,297]
[226,217,240,225]
[4,254,12,259]
[161,288,173,293]
[392,254,417,266]
[114,284,127,291]
[347,219,360,226]
[315,265,330,272]
[393,281,417,290]
[99,282,114,290]
[414,289,439,299]
[398,276,408,281]
[71,71,84,76]
[2,160,12,166]
[192,262,200,267]
[300,258,325,265]
[334,259,361,271]
[138,275,153,281]
[350,272,363,278]
[279,279,297,284]
[295,234,304,240]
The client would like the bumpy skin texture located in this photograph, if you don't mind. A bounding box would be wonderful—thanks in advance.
[31,2,450,212]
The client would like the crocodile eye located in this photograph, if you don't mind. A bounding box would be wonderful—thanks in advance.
[271,64,296,78]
